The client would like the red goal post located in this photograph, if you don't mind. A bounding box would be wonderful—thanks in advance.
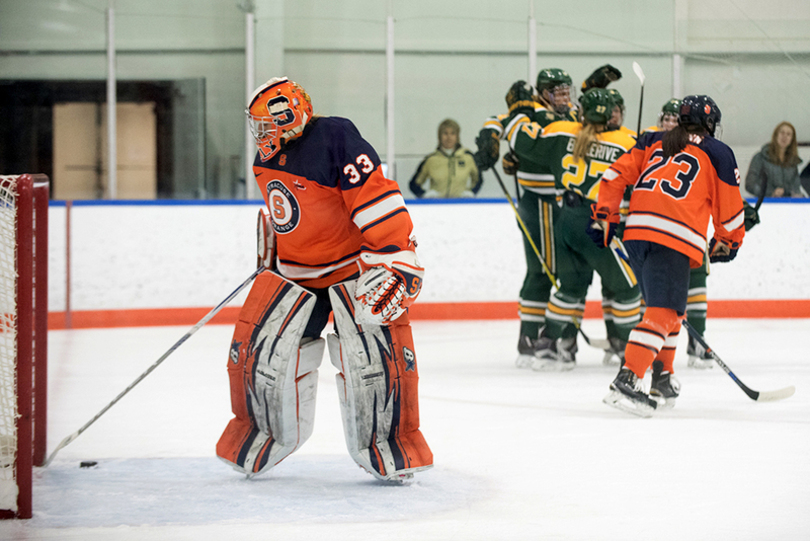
[0,174,49,520]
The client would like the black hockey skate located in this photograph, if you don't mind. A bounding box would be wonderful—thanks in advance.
[601,336,626,367]
[650,361,681,409]
[603,367,658,417]
[515,334,538,369]
[532,336,576,372]
[687,334,713,369]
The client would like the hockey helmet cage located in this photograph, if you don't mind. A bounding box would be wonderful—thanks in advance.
[678,95,721,136]
[247,77,313,161]
[579,88,616,125]
[536,68,572,93]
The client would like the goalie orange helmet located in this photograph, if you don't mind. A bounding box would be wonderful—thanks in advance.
[247,77,313,161]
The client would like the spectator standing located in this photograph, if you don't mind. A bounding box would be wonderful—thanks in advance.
[745,122,803,198]
[409,119,481,198]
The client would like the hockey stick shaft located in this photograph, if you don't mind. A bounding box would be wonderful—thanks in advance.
[614,244,794,402]
[491,168,600,347]
[43,266,266,466]
[681,319,795,402]
[632,62,645,136]
[754,174,768,211]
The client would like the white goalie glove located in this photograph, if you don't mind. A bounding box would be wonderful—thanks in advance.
[354,248,424,325]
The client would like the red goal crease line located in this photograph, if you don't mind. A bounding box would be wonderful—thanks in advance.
[46,299,810,330]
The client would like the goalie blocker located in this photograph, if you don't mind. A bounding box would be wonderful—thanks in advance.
[216,270,432,481]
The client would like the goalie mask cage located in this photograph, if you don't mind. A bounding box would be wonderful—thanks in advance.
[0,174,48,520]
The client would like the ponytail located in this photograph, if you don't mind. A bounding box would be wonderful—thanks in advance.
[572,123,600,162]
[662,124,707,159]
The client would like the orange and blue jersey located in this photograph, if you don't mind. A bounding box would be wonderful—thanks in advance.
[253,116,413,289]
[597,130,745,266]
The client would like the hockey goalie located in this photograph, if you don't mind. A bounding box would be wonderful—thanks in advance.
[215,77,433,481]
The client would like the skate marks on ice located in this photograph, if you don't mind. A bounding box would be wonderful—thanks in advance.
[30,456,484,528]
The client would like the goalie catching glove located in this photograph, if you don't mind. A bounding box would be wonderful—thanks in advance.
[586,203,620,248]
[354,248,424,325]
[708,237,739,263]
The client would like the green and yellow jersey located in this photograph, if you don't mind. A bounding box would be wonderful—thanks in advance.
[506,118,637,203]
[480,102,578,198]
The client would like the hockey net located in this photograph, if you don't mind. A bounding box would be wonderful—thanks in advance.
[0,174,48,520]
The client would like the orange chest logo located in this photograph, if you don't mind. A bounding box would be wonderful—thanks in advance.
[265,179,301,234]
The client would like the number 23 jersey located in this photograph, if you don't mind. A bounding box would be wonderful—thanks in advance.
[598,130,745,266]
[253,116,413,289]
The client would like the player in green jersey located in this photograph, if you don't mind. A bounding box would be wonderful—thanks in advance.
[504,88,642,370]
[474,69,578,368]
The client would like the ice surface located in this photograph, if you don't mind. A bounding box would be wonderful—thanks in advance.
[1,318,808,540]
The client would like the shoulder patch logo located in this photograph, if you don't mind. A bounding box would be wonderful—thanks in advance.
[266,179,301,234]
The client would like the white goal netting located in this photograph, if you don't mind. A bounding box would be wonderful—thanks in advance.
[0,177,19,511]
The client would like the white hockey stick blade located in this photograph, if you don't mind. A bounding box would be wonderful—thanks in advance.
[756,385,796,402]
[632,61,645,84]
[588,338,611,351]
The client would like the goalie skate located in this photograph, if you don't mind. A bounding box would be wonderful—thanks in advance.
[603,368,658,418]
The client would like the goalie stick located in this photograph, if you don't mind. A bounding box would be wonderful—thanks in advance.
[43,266,266,466]
[681,320,795,402]
[491,167,609,350]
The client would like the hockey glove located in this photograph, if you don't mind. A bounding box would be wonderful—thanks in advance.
[505,80,536,116]
[354,248,424,326]
[586,203,619,248]
[502,151,519,176]
[474,129,500,171]
[581,64,622,92]
[743,200,760,231]
[708,237,739,263]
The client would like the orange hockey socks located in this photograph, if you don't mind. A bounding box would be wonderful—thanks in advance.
[624,307,680,378]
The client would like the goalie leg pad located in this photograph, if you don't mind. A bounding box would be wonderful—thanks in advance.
[216,271,323,478]
[328,280,433,481]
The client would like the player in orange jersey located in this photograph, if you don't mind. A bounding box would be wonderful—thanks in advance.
[216,77,432,481]
[589,95,746,416]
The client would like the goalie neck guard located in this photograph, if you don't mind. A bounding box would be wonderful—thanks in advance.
[247,77,314,161]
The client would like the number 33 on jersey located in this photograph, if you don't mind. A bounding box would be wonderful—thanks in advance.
[253,116,414,290]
